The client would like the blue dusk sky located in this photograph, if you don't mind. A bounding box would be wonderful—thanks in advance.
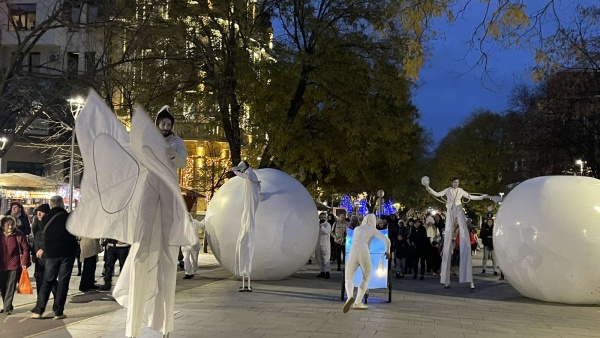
[413,0,588,143]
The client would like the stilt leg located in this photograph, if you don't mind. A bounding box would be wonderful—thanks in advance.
[247,276,252,292]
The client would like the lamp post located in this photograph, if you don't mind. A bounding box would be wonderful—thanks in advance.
[68,97,85,211]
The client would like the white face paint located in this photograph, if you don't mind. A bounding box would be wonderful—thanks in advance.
[452,179,460,188]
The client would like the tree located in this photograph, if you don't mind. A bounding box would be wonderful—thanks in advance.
[429,110,510,214]
[247,0,429,206]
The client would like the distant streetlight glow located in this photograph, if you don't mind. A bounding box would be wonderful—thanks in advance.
[575,159,585,176]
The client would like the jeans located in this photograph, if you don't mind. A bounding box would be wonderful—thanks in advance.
[34,257,57,297]
[32,255,75,316]
[335,243,345,269]
[482,246,497,272]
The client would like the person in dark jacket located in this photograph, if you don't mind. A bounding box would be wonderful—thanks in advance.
[6,202,31,236]
[410,220,430,280]
[480,218,498,275]
[30,196,78,320]
[31,204,57,299]
[394,220,411,278]
[0,216,30,315]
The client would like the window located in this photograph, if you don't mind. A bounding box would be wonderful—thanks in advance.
[67,53,79,77]
[8,4,36,31]
[85,52,96,73]
[29,52,40,73]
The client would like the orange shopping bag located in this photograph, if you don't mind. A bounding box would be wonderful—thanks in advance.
[18,269,33,294]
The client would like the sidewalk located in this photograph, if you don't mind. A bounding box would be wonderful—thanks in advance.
[4,251,599,338]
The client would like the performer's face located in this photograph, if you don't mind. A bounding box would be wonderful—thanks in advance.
[452,179,460,188]
[158,118,172,136]
[37,211,45,221]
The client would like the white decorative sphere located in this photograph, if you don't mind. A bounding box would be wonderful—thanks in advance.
[205,169,318,280]
[495,176,600,304]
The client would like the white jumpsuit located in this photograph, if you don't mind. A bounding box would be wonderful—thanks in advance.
[233,168,261,277]
[426,186,484,285]
[345,214,390,304]
[182,219,204,276]
[316,221,331,272]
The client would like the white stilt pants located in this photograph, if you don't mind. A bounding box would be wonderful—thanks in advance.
[440,205,473,285]
[316,243,330,272]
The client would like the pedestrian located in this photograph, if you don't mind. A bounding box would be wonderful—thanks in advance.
[79,238,103,292]
[31,204,57,299]
[328,214,337,264]
[316,212,331,279]
[30,196,78,320]
[480,218,498,275]
[6,202,31,236]
[410,220,430,280]
[0,216,30,315]
[333,214,347,271]
[99,239,130,291]
[343,214,390,312]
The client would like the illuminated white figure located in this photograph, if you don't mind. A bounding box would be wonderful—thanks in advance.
[343,214,391,312]
[422,176,499,290]
[230,161,261,291]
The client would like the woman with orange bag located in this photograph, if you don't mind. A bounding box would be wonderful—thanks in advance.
[0,216,30,315]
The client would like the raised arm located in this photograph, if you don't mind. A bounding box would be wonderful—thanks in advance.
[426,186,447,198]
[170,138,188,169]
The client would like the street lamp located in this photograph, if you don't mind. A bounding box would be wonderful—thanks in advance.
[67,97,85,211]
[576,159,585,176]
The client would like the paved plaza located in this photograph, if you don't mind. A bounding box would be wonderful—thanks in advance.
[1,251,598,338]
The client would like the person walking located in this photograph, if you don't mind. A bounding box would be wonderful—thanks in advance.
[30,196,78,320]
[6,202,31,236]
[0,216,30,315]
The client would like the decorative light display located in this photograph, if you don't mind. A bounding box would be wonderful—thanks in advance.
[358,198,369,216]
[339,195,353,214]
[375,198,397,216]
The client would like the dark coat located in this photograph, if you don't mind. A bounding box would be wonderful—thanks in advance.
[42,207,78,258]
[480,224,494,249]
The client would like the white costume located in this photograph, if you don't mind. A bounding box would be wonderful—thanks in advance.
[316,218,331,274]
[343,214,390,312]
[182,219,204,277]
[423,177,495,289]
[231,161,261,290]
[67,90,198,337]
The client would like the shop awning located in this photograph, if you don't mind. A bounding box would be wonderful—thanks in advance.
[0,173,64,191]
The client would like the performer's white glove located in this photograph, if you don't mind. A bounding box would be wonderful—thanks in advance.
[489,195,502,203]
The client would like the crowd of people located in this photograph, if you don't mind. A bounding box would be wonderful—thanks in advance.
[0,198,133,319]
[315,211,502,283]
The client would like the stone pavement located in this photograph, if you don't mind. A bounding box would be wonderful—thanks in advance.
[3,251,599,338]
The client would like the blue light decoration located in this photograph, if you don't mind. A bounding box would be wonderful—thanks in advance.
[358,198,369,216]
[375,199,397,216]
[345,228,389,289]
[339,195,353,214]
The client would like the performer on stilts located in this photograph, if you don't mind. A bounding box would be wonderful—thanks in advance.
[422,176,499,291]
[230,161,261,292]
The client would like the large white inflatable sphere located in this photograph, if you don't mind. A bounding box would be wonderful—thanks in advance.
[205,168,318,280]
[495,176,600,304]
